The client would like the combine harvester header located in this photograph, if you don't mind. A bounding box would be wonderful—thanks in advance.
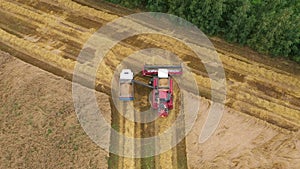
[142,64,183,76]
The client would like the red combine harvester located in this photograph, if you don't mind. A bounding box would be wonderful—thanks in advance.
[119,65,182,117]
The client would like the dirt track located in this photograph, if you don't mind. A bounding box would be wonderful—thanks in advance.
[0,0,300,168]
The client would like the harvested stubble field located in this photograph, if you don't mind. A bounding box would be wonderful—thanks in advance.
[0,0,300,168]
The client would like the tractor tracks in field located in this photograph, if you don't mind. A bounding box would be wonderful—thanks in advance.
[110,81,187,169]
[116,101,137,169]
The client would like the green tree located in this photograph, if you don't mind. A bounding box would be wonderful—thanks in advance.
[187,0,225,35]
[167,0,191,18]
[146,0,170,12]
[247,0,299,58]
[222,0,256,44]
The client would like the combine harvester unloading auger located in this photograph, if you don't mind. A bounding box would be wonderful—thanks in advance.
[119,64,182,117]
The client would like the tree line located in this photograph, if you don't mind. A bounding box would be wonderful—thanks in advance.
[106,0,300,63]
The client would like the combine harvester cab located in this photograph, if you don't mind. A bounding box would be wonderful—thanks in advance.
[119,69,134,101]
